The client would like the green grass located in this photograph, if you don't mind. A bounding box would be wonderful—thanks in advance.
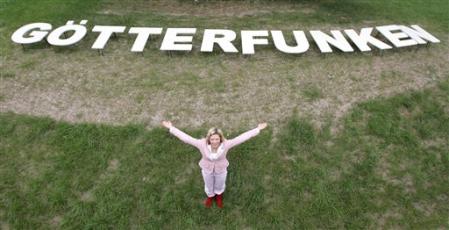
[0,0,101,28]
[0,71,16,79]
[0,0,101,52]
[302,84,322,101]
[1,0,448,228]
[315,0,449,31]
[1,78,448,228]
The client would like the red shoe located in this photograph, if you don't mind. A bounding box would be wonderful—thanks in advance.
[215,194,224,208]
[204,196,214,208]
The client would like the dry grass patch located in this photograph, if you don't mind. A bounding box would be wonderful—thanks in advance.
[1,26,448,134]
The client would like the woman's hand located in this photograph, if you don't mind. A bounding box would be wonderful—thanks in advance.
[162,120,173,129]
[258,122,267,130]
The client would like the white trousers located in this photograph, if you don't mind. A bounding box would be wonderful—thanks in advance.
[201,169,227,197]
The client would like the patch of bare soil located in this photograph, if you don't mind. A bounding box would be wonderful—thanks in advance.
[49,215,63,228]
[1,222,10,230]
[370,208,403,229]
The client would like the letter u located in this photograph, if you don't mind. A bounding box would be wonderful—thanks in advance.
[271,30,309,54]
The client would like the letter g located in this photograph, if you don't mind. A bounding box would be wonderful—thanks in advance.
[11,23,52,44]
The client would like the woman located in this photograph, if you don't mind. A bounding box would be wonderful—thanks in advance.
[161,120,268,208]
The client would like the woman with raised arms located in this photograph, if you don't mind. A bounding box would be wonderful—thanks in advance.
[162,121,268,208]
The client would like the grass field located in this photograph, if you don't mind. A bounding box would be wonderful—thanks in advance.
[1,78,448,229]
[1,0,448,228]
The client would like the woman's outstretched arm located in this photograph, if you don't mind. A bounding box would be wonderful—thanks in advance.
[226,122,267,150]
[162,121,201,148]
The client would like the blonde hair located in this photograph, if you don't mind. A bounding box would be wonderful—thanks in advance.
[206,127,225,144]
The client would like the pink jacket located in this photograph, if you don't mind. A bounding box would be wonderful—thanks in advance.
[169,126,261,173]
